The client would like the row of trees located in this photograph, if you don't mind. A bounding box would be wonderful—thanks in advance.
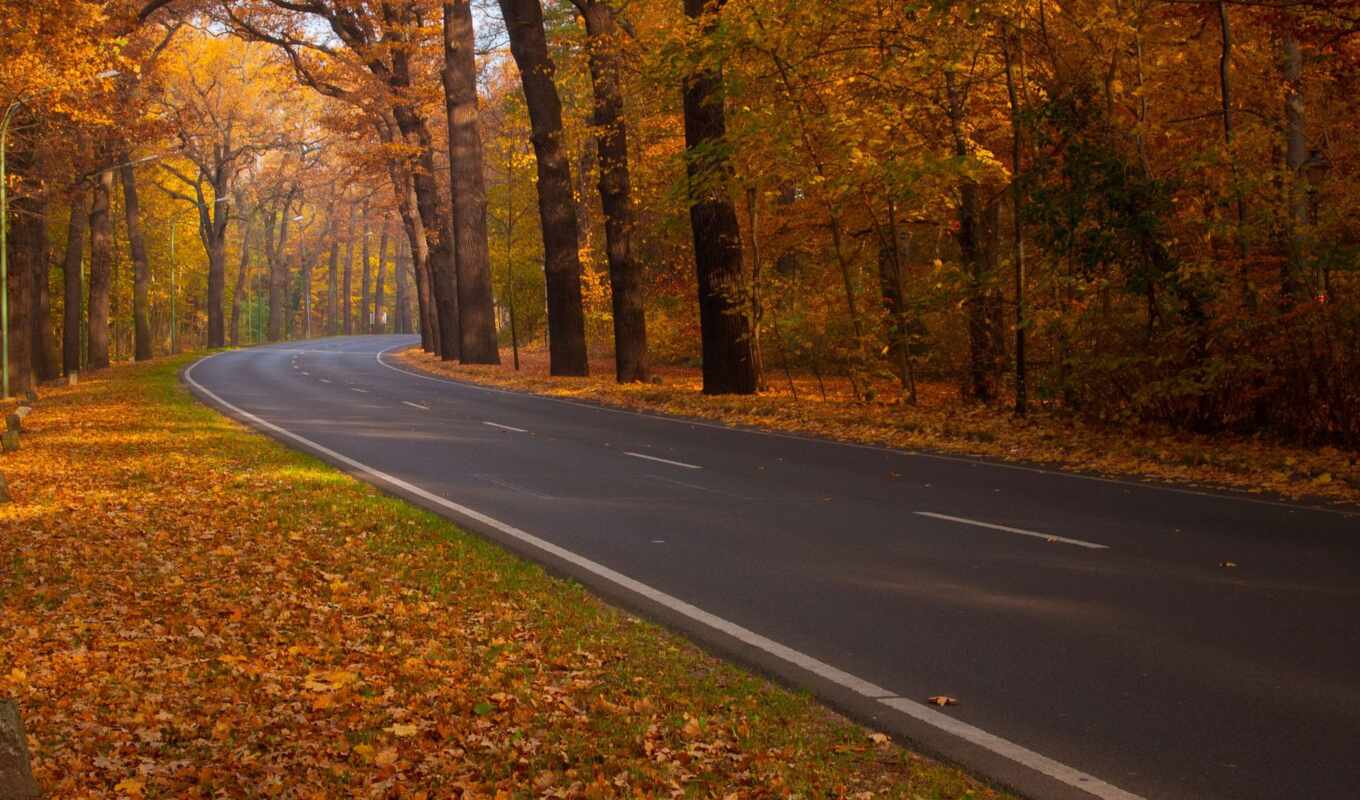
[4,0,1359,444]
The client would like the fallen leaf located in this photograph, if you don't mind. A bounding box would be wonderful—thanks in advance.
[927,696,958,707]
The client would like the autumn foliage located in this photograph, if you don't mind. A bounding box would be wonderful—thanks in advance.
[0,358,1006,798]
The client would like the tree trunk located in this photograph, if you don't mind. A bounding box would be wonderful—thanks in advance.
[946,70,1001,402]
[87,166,114,370]
[343,200,354,335]
[580,0,648,382]
[498,0,589,376]
[1282,33,1307,299]
[5,174,39,395]
[62,188,87,376]
[118,157,153,361]
[682,0,757,395]
[360,201,372,334]
[229,212,252,347]
[375,220,388,334]
[442,0,501,363]
[1002,25,1027,415]
[327,236,339,336]
[29,191,58,382]
[391,171,436,351]
[394,234,409,334]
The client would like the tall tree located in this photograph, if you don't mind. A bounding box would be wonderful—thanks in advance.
[61,188,88,376]
[442,0,500,363]
[572,0,649,382]
[87,164,115,370]
[682,0,758,394]
[119,157,154,360]
[498,0,589,375]
[229,203,254,346]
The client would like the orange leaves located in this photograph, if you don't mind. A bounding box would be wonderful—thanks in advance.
[0,357,1008,799]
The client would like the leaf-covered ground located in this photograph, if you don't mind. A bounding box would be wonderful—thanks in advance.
[0,355,1005,799]
[398,347,1360,507]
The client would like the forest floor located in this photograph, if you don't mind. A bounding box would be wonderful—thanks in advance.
[0,355,1005,799]
[398,345,1360,508]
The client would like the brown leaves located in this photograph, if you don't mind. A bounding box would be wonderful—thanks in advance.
[0,358,1009,800]
[927,696,959,707]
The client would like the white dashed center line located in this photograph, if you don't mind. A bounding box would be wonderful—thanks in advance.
[914,512,1109,550]
[319,378,332,384]
[483,421,528,433]
[403,401,430,411]
[351,387,368,394]
[624,452,702,470]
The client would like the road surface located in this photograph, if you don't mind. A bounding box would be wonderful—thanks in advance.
[185,335,1360,800]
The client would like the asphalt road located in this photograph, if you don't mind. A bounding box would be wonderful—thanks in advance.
[185,335,1360,800]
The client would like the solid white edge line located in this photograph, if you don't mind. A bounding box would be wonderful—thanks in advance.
[916,511,1109,550]
[186,352,1144,800]
[403,401,430,411]
[624,451,703,470]
[483,421,528,433]
[373,344,1354,518]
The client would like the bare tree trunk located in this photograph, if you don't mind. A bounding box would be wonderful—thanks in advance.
[5,139,40,393]
[87,166,114,370]
[229,211,252,347]
[498,0,589,375]
[946,70,1001,402]
[62,188,87,376]
[118,157,152,360]
[29,190,58,381]
[579,0,648,382]
[1002,24,1027,415]
[682,0,757,394]
[327,235,339,336]
[394,234,409,334]
[375,220,388,334]
[343,200,354,335]
[442,0,501,363]
[1282,33,1307,300]
[360,200,372,334]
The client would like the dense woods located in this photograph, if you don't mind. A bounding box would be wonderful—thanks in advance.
[3,0,1359,443]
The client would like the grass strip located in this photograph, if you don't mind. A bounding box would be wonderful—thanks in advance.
[0,355,1007,799]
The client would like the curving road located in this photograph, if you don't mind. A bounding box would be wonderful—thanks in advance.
[186,335,1360,800]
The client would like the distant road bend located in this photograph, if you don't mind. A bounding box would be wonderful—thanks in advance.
[186,335,1360,800]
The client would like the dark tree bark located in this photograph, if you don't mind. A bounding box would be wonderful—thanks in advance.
[264,187,298,341]
[29,190,58,382]
[394,234,410,334]
[5,149,40,394]
[327,235,339,336]
[574,0,648,382]
[343,200,354,335]
[682,0,757,394]
[87,166,115,370]
[62,188,87,376]
[442,0,500,363]
[946,69,1003,402]
[229,209,252,347]
[1282,33,1308,299]
[375,219,388,333]
[360,200,372,334]
[119,157,153,360]
[498,0,589,376]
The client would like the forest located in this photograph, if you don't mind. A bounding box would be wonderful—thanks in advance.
[3,0,1359,444]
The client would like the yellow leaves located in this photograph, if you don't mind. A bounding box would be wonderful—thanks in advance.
[374,747,399,766]
[927,696,958,707]
[386,722,419,737]
[867,732,890,745]
[114,777,145,796]
[303,669,360,692]
[210,544,238,557]
[6,667,27,686]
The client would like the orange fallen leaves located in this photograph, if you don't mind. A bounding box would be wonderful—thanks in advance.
[0,357,1007,799]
